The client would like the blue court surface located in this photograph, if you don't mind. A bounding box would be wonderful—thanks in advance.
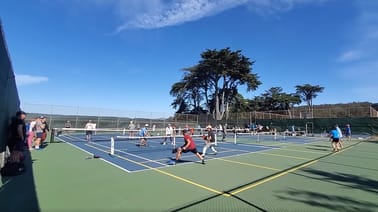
[55,133,281,173]
[235,133,324,144]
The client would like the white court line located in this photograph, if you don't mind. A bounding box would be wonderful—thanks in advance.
[89,141,168,167]
[62,134,171,167]
[59,134,280,174]
[149,146,277,174]
[56,136,131,173]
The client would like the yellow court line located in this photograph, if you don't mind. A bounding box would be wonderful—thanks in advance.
[215,157,280,171]
[279,148,327,155]
[84,143,228,196]
[256,152,312,160]
[231,160,319,195]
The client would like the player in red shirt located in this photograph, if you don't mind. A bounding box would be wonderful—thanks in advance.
[172,129,205,165]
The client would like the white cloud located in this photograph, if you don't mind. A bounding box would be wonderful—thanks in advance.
[54,0,328,32]
[246,0,327,16]
[335,1,378,103]
[15,74,48,86]
[115,0,250,32]
[337,50,362,62]
[107,0,327,32]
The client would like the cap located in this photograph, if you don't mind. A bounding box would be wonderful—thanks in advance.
[206,125,212,129]
[145,124,149,127]
[39,116,45,119]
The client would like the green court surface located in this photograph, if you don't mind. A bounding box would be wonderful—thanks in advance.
[1,137,378,211]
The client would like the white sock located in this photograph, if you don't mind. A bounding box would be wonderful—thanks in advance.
[202,146,207,155]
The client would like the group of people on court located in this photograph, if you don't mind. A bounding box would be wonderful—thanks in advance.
[171,125,218,165]
[26,115,50,150]
[3,111,50,175]
[329,124,351,152]
[124,121,219,165]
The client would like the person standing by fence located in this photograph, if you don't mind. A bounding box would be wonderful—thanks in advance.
[7,111,27,161]
[345,124,352,141]
[26,117,37,150]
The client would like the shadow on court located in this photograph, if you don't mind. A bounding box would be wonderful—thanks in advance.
[306,147,330,152]
[0,150,40,212]
[300,168,378,194]
[275,188,378,212]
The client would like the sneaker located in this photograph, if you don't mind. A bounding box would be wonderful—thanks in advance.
[213,152,217,155]
[201,159,205,165]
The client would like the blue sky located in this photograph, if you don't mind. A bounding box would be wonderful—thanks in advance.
[1,0,377,115]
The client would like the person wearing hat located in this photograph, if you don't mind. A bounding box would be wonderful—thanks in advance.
[162,124,173,145]
[7,111,27,162]
[138,124,149,146]
[202,125,218,157]
[34,116,46,150]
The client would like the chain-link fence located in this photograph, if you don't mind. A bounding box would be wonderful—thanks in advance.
[0,21,21,168]
[21,103,195,130]
[21,103,378,135]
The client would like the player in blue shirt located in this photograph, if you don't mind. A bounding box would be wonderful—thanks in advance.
[138,124,149,146]
[345,124,352,141]
[329,127,341,152]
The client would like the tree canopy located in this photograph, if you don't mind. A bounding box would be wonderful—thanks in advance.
[295,84,325,117]
[170,48,324,118]
[170,48,261,120]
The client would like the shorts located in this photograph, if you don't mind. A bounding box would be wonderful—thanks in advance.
[332,138,340,142]
[86,131,93,136]
[36,132,43,138]
[181,146,198,154]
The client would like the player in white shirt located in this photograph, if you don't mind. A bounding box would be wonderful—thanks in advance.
[27,118,37,150]
[85,120,95,141]
[162,124,174,145]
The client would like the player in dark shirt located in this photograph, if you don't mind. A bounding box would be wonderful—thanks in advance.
[202,125,218,157]
[8,111,27,163]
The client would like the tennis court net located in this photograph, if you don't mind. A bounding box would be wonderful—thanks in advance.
[51,128,211,154]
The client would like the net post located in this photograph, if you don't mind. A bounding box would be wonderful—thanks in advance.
[214,130,218,146]
[110,137,115,155]
[234,132,237,144]
[257,133,260,143]
[50,128,56,143]
[123,128,126,135]
[274,129,277,141]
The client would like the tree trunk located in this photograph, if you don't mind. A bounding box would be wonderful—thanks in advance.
[215,95,220,120]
